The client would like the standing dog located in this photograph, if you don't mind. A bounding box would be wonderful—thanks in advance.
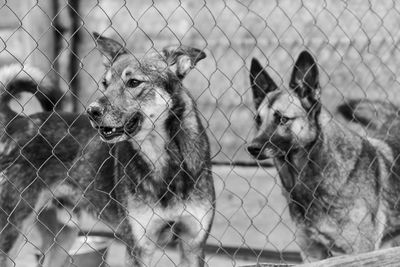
[0,33,215,267]
[247,51,400,261]
[83,33,215,267]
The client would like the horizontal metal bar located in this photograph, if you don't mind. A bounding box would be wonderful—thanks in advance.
[211,160,274,168]
[78,231,302,264]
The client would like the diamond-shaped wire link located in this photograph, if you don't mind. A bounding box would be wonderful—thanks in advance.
[1,0,400,266]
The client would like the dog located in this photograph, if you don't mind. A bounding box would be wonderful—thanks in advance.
[0,33,215,267]
[247,51,400,262]
[0,64,80,267]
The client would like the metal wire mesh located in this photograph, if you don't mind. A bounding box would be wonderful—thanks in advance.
[1,0,400,266]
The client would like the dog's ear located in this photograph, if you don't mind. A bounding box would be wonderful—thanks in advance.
[162,46,206,79]
[93,32,128,65]
[289,51,321,114]
[290,51,320,100]
[250,58,277,109]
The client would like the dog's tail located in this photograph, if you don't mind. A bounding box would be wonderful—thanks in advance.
[337,99,398,129]
[0,64,62,127]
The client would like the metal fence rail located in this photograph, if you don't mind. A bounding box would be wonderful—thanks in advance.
[1,0,400,266]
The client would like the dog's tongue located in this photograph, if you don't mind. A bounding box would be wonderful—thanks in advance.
[276,159,296,191]
[124,113,143,136]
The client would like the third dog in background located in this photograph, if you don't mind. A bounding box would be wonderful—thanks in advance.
[247,51,400,262]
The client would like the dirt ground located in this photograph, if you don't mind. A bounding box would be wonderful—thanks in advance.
[13,165,299,267]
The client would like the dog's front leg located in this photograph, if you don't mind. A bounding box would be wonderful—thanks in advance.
[178,238,206,267]
[124,212,162,267]
[40,227,78,267]
[296,228,330,262]
[125,237,157,267]
[0,226,20,267]
[0,185,44,267]
[37,208,79,267]
[177,204,214,267]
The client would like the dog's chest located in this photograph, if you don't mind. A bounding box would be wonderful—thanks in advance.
[137,137,166,175]
[125,196,213,245]
[130,131,168,178]
[114,141,192,205]
[127,200,185,225]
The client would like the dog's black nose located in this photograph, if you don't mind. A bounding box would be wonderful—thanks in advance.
[247,144,263,157]
[87,106,103,121]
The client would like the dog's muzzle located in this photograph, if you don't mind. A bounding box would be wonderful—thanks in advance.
[247,143,269,160]
[247,142,284,160]
[87,105,104,122]
[87,108,144,141]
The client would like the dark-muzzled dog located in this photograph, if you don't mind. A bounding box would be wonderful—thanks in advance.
[247,51,400,262]
[0,33,215,267]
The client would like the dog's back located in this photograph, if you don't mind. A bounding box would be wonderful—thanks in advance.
[338,99,400,239]
[0,65,96,266]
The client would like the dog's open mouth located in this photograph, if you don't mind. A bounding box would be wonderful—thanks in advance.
[95,113,143,141]
[247,144,286,161]
[98,126,125,140]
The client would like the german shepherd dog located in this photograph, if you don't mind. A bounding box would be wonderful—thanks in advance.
[0,33,215,267]
[247,51,400,262]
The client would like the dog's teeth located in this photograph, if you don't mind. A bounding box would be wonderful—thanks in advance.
[112,128,116,132]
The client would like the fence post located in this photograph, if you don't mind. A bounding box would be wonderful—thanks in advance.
[66,0,81,113]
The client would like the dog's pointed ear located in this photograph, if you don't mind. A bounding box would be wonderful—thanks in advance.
[162,46,206,79]
[250,58,277,109]
[93,32,128,65]
[290,51,321,113]
[290,51,320,99]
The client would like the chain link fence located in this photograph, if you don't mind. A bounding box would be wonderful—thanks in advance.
[1,0,400,266]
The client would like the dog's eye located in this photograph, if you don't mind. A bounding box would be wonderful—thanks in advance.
[255,114,262,125]
[280,116,290,124]
[101,79,108,88]
[126,79,143,88]
[274,112,291,125]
